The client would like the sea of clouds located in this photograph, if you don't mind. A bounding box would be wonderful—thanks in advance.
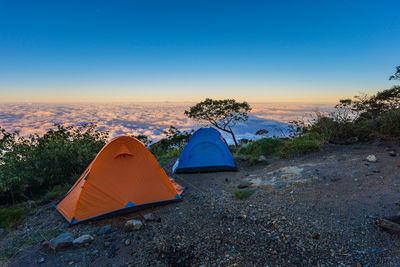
[0,102,333,144]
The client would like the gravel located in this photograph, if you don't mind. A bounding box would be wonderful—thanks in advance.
[4,143,400,266]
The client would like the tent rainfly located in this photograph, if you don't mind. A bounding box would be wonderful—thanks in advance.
[173,127,237,173]
[56,136,183,224]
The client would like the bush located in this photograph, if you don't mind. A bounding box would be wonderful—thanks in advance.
[280,136,321,158]
[237,138,284,159]
[149,126,193,163]
[376,109,400,137]
[233,189,254,200]
[0,207,28,229]
[0,124,108,204]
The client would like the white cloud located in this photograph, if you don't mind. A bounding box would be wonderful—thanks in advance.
[0,102,333,144]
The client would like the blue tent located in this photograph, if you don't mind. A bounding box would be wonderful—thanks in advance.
[172,127,237,173]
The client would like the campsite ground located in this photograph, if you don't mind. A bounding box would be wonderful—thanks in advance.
[2,142,400,266]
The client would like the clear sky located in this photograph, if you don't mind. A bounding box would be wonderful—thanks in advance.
[0,0,399,103]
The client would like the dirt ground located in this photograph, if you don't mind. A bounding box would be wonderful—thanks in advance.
[2,143,400,266]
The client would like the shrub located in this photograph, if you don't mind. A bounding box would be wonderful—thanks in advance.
[376,109,400,137]
[0,207,28,229]
[237,138,284,159]
[149,126,193,163]
[233,189,254,200]
[0,124,108,204]
[280,136,321,158]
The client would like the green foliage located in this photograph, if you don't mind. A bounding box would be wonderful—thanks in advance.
[0,207,28,229]
[132,134,152,147]
[233,189,254,200]
[375,109,400,137]
[184,98,251,146]
[389,65,400,80]
[306,80,400,143]
[149,126,193,164]
[280,136,321,158]
[237,138,284,159]
[236,136,320,163]
[157,149,182,166]
[0,124,108,204]
[38,184,71,205]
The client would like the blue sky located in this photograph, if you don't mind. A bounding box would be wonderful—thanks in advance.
[0,0,399,102]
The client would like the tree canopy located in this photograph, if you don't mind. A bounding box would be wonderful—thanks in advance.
[184,98,251,146]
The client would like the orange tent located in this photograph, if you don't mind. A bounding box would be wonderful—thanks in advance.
[56,136,183,224]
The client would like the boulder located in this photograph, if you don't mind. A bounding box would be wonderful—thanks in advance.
[49,232,74,251]
[125,219,143,231]
[73,234,94,246]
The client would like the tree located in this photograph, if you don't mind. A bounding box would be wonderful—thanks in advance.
[132,134,152,147]
[389,66,400,80]
[184,98,251,146]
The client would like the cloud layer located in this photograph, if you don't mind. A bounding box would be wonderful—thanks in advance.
[0,102,332,144]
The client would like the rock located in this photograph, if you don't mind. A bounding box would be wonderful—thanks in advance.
[37,257,46,264]
[368,165,380,173]
[215,239,222,245]
[73,234,94,246]
[258,155,267,162]
[41,240,49,247]
[389,150,397,157]
[104,241,111,247]
[312,232,320,239]
[237,184,249,189]
[125,239,131,246]
[143,213,156,221]
[125,219,143,231]
[365,155,377,162]
[97,224,112,235]
[108,244,117,258]
[49,232,74,251]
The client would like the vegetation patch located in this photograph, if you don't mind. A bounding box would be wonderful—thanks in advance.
[233,189,254,200]
[0,207,28,229]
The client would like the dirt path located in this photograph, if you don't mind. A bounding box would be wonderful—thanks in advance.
[3,143,400,266]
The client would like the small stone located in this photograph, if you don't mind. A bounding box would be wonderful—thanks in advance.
[37,257,45,264]
[125,239,131,246]
[215,239,222,245]
[73,234,94,246]
[365,155,377,162]
[108,244,117,258]
[104,241,111,247]
[389,151,397,157]
[49,232,74,251]
[368,165,380,173]
[97,224,112,235]
[143,213,156,221]
[237,184,249,189]
[312,232,320,239]
[125,219,143,231]
[258,155,267,162]
[41,240,49,247]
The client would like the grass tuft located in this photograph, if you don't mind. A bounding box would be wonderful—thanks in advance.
[233,189,254,200]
